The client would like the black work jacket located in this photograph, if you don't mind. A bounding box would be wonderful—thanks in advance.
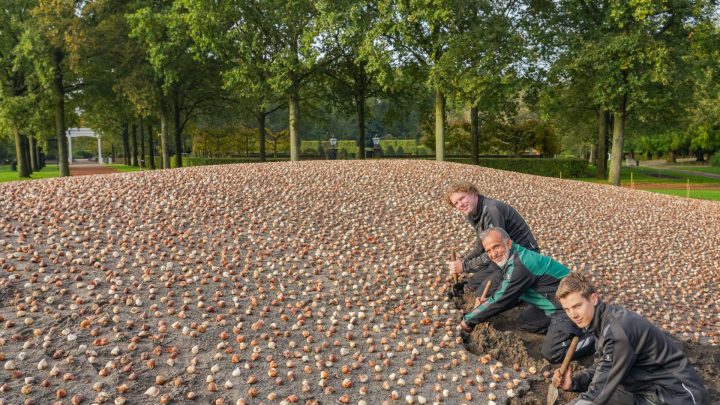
[462,195,539,272]
[570,301,708,405]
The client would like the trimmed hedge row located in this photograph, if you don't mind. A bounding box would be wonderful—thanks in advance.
[186,157,286,166]
[472,158,588,177]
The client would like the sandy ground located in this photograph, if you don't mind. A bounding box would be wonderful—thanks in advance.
[0,160,718,405]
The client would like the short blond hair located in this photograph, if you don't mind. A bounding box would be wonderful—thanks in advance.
[444,182,480,207]
[556,272,596,300]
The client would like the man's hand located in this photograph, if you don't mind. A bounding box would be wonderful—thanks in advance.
[447,258,463,275]
[474,297,487,307]
[458,320,472,332]
[552,366,572,391]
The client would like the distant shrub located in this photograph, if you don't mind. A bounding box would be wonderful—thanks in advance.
[396,146,405,156]
[710,152,720,167]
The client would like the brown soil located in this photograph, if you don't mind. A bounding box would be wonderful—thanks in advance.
[457,292,720,404]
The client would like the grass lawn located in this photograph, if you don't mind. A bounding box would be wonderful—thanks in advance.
[108,164,145,173]
[648,188,720,201]
[0,165,59,183]
[580,165,720,185]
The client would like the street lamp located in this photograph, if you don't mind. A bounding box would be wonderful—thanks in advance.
[372,136,381,158]
[329,136,338,160]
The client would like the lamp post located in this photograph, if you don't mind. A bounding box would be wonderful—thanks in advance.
[372,136,381,158]
[329,136,338,160]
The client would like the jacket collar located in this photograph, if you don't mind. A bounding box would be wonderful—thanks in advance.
[467,194,485,223]
[587,300,606,335]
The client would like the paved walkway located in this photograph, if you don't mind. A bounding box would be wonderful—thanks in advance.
[637,158,720,180]
[69,160,120,176]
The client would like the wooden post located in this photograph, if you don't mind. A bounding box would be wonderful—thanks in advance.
[686,179,690,198]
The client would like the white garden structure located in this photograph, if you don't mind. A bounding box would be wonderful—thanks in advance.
[66,127,108,164]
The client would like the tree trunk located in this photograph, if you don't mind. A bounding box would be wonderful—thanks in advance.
[695,149,705,162]
[434,88,445,161]
[139,121,145,167]
[173,92,183,168]
[29,136,38,172]
[470,103,479,165]
[34,140,41,169]
[589,144,596,165]
[131,123,139,167]
[53,49,69,177]
[122,122,130,165]
[667,150,676,163]
[608,95,627,186]
[14,131,30,178]
[355,88,367,160]
[289,89,300,162]
[256,110,267,162]
[289,34,300,162]
[160,101,170,169]
[22,134,32,175]
[596,109,608,179]
[148,124,156,170]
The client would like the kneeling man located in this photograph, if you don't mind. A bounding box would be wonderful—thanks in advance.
[553,273,708,405]
[459,227,593,363]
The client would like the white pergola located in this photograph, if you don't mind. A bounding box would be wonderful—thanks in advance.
[66,127,106,164]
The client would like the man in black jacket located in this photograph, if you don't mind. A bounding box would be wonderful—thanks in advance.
[445,182,541,325]
[553,273,708,405]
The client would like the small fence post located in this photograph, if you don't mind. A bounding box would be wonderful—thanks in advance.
[686,179,690,198]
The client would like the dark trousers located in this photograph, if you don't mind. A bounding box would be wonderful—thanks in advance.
[541,311,595,364]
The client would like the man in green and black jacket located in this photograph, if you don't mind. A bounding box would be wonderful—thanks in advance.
[459,227,593,363]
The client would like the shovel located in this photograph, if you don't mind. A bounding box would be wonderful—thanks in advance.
[547,336,579,405]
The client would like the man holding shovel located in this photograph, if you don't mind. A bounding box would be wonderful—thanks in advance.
[552,273,708,405]
[458,228,594,363]
[445,182,539,305]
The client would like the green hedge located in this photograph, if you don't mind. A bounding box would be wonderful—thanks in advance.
[475,158,588,178]
[710,151,720,167]
[186,157,286,166]
[300,140,359,157]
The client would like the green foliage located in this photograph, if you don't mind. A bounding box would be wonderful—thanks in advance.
[185,157,285,166]
[710,152,720,167]
[476,158,588,178]
[301,140,359,157]
[379,139,417,155]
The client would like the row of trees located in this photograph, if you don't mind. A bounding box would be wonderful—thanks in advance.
[1,1,719,184]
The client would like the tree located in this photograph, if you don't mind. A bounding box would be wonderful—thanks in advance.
[440,0,527,164]
[368,0,463,161]
[546,0,716,185]
[22,0,84,177]
[314,0,390,159]
[128,1,226,168]
[0,0,52,178]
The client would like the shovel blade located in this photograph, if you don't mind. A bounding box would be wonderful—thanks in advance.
[547,384,559,405]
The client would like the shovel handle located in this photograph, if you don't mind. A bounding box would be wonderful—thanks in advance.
[448,253,460,283]
[479,279,492,300]
[559,336,580,375]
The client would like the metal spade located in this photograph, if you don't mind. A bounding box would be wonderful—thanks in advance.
[547,336,579,405]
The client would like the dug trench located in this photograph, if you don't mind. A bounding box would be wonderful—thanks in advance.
[455,291,720,404]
